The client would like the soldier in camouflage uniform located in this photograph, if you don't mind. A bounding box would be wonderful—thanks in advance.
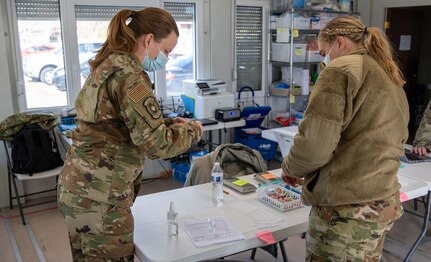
[58,8,203,261]
[413,100,431,156]
[281,17,408,261]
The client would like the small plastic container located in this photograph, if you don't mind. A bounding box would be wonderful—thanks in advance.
[59,116,76,131]
[257,185,302,212]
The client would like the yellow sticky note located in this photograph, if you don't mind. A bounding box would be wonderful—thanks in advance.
[384,21,390,29]
[232,179,249,186]
[290,94,295,103]
[295,48,302,56]
[291,29,299,37]
[262,173,277,179]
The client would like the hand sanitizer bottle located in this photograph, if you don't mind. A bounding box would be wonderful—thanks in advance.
[167,201,178,236]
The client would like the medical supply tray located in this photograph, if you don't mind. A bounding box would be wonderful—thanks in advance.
[257,185,302,212]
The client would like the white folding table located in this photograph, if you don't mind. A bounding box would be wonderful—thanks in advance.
[262,126,431,261]
[132,171,309,262]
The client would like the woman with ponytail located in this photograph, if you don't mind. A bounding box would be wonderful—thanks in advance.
[58,8,202,261]
[281,16,409,261]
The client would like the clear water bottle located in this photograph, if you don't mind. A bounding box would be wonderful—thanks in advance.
[210,162,224,203]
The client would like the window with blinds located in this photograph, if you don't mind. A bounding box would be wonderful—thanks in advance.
[12,0,198,111]
[236,5,263,91]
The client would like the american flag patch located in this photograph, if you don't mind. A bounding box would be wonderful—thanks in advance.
[127,82,151,104]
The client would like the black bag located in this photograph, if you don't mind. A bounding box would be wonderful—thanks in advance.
[11,125,64,175]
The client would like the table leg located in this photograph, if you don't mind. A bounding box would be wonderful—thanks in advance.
[404,190,431,262]
[279,240,288,262]
[208,130,213,151]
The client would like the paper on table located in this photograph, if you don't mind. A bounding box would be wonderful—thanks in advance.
[229,208,283,233]
[182,217,245,247]
[227,201,258,213]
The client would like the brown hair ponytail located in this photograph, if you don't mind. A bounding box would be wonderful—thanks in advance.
[363,27,405,86]
[319,16,405,87]
[89,8,179,70]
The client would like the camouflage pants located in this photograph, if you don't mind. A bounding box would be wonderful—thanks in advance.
[305,193,403,262]
[58,187,134,262]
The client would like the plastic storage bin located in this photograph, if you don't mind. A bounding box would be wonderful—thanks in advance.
[172,161,190,184]
[234,106,277,160]
[59,116,76,131]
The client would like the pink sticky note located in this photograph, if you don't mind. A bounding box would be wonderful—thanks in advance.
[400,192,409,202]
[256,230,276,245]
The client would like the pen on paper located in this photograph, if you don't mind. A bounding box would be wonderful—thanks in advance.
[223,190,230,195]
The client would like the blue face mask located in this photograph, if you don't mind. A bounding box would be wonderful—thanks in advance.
[320,41,337,70]
[142,42,168,72]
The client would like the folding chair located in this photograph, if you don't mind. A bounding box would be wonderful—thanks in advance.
[3,128,62,225]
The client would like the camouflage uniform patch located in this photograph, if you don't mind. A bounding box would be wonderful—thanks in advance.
[126,81,151,104]
[126,81,162,129]
[305,192,403,262]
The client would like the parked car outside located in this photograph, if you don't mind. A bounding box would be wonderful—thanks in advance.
[166,55,193,94]
[21,44,57,58]
[52,57,92,91]
[23,42,101,84]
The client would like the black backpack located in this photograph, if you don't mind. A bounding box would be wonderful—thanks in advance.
[11,125,64,175]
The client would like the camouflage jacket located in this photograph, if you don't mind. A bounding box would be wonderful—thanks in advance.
[413,100,431,151]
[0,113,58,141]
[59,53,202,207]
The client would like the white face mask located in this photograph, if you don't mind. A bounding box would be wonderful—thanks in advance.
[320,41,337,69]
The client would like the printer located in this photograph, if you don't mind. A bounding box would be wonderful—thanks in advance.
[183,79,227,97]
[182,79,235,119]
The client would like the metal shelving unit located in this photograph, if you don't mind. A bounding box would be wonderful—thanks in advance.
[267,0,358,127]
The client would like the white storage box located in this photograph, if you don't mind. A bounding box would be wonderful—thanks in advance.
[272,43,307,62]
[310,15,321,30]
[306,50,323,62]
[293,14,310,29]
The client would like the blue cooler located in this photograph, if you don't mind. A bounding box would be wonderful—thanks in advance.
[234,106,277,160]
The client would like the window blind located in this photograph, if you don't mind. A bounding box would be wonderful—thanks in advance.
[75,6,143,20]
[164,2,195,22]
[15,0,59,19]
[236,5,263,91]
